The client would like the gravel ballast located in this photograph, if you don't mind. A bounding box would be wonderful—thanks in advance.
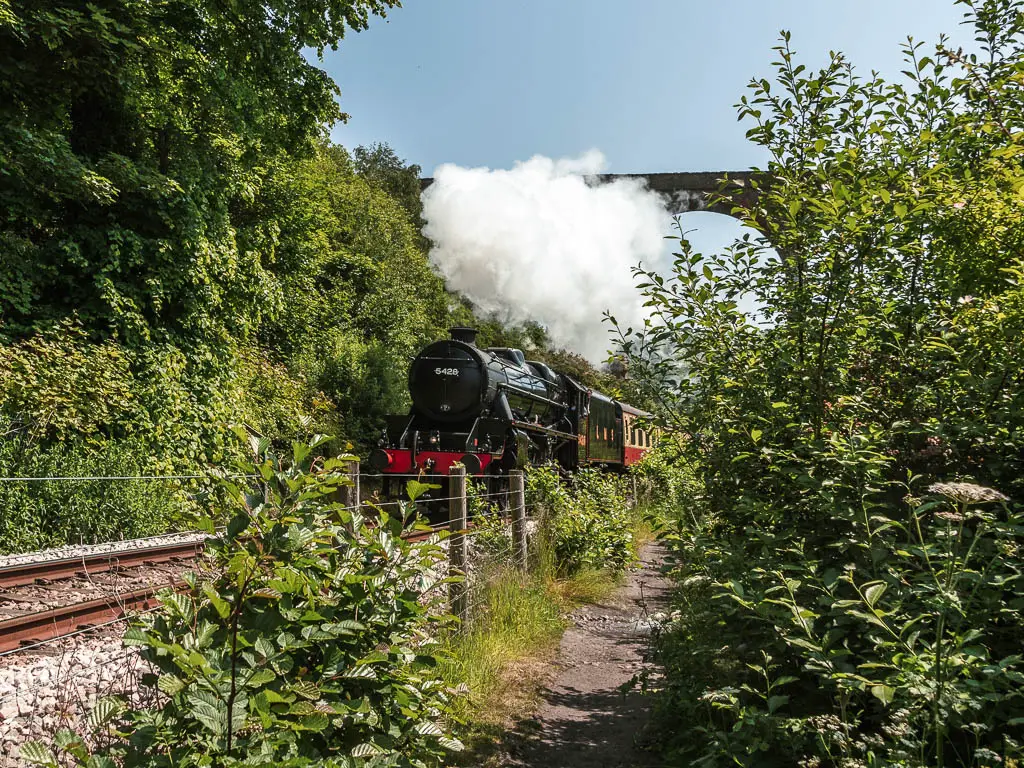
[0,630,152,767]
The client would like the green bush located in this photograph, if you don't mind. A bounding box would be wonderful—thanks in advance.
[0,426,192,553]
[296,329,417,446]
[629,444,702,525]
[231,344,340,444]
[0,323,224,553]
[648,474,1024,767]
[0,319,139,444]
[617,4,1024,765]
[526,465,638,576]
[24,436,463,767]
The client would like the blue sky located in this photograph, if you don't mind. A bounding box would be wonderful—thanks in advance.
[322,1,976,176]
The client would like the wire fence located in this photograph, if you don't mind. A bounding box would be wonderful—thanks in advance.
[0,458,522,555]
[461,523,524,624]
[0,461,541,711]
[0,474,258,482]
[0,465,561,750]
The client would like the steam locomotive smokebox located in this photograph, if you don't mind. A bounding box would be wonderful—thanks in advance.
[409,339,486,422]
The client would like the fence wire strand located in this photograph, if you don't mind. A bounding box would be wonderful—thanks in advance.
[0,474,258,482]
[0,471,532,681]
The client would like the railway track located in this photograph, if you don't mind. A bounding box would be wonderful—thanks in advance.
[0,538,203,654]
[0,523,454,655]
[0,539,205,590]
[0,583,178,653]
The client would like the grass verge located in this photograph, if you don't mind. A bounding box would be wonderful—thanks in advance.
[443,489,654,763]
[441,566,622,764]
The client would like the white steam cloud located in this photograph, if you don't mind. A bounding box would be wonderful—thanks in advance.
[421,151,671,363]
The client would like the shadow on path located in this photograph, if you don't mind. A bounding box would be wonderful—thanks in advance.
[499,545,671,768]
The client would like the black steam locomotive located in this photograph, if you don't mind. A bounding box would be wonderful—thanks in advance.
[367,328,653,489]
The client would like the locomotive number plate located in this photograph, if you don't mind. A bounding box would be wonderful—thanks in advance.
[434,367,460,376]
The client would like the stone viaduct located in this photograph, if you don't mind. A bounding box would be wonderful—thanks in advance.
[420,171,757,216]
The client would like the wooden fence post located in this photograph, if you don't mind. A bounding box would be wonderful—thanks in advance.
[510,470,527,570]
[448,465,468,625]
[341,458,360,510]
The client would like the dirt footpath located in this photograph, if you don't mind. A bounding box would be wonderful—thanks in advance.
[501,545,671,768]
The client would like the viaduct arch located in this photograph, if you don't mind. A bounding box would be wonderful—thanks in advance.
[420,170,757,217]
[596,171,756,215]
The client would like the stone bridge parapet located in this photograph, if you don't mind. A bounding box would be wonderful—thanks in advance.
[597,171,756,215]
[420,170,756,217]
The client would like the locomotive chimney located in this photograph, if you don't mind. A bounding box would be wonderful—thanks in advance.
[449,327,478,345]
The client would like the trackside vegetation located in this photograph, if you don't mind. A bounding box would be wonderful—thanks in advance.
[0,0,631,554]
[616,1,1024,765]
[18,445,656,767]
[23,436,464,768]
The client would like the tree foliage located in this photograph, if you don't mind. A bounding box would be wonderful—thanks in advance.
[618,1,1024,764]
[0,0,605,553]
[0,0,485,552]
[353,142,425,223]
[0,0,397,344]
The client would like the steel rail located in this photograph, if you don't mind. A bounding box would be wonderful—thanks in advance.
[0,519,477,654]
[0,582,180,654]
[0,540,205,589]
[0,517,456,591]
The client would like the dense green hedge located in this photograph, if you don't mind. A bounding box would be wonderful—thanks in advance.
[619,3,1024,765]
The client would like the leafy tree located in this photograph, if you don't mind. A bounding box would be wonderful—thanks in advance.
[618,1,1024,764]
[248,142,455,444]
[354,142,424,222]
[0,0,397,347]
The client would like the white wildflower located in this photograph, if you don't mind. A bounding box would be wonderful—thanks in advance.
[927,482,1008,504]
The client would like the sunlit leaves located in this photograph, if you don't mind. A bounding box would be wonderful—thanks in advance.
[37,437,458,767]
[620,2,1024,765]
